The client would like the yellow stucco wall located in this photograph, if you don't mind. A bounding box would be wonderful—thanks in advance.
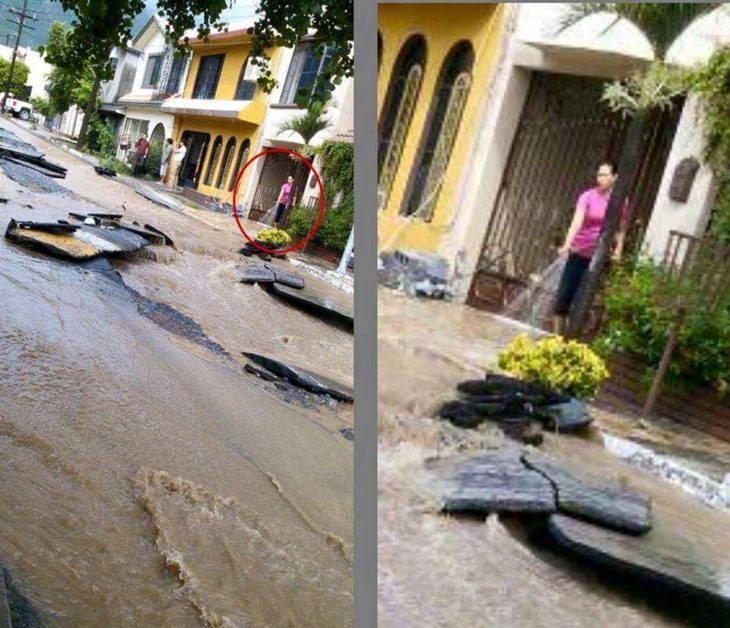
[171,115,261,200]
[377,3,509,253]
[171,42,280,200]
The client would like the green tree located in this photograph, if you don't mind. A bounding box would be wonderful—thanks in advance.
[46,1,353,148]
[276,98,335,157]
[40,22,97,119]
[277,98,334,208]
[247,0,353,108]
[0,58,30,97]
[559,3,719,338]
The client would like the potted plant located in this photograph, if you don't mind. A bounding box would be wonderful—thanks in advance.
[252,227,292,257]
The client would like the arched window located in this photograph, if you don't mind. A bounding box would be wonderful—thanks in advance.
[216,137,237,189]
[228,138,251,192]
[235,56,257,101]
[377,31,383,69]
[377,35,426,211]
[402,41,473,221]
[203,135,223,187]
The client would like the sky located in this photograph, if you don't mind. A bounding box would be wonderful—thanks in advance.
[0,0,259,51]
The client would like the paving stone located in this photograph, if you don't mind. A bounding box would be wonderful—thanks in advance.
[441,451,556,515]
[524,454,652,534]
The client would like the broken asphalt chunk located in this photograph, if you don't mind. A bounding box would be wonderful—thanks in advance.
[243,362,279,381]
[523,454,652,534]
[143,224,175,248]
[548,514,730,609]
[264,263,305,289]
[442,451,555,515]
[265,282,353,331]
[135,188,183,211]
[242,352,353,403]
[240,265,276,284]
[94,165,117,177]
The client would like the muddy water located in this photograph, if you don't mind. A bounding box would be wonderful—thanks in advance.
[0,172,352,623]
[378,289,730,627]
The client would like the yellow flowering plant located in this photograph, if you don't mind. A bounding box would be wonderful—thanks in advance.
[498,333,609,399]
[256,228,292,248]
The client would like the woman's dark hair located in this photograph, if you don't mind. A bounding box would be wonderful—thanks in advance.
[166,138,173,145]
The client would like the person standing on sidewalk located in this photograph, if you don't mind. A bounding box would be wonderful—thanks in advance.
[273,175,294,228]
[133,133,150,176]
[167,140,188,190]
[160,138,174,185]
[553,161,630,336]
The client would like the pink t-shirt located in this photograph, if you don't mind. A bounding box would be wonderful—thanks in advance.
[279,182,292,204]
[572,187,629,258]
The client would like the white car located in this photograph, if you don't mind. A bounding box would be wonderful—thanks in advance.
[0,93,33,121]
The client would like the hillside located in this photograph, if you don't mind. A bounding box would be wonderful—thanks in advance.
[0,0,255,51]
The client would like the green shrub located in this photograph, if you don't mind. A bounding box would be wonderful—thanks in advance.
[144,141,163,177]
[256,227,292,248]
[499,333,610,399]
[286,205,311,240]
[86,114,116,157]
[595,258,730,395]
[99,155,131,175]
[316,193,353,250]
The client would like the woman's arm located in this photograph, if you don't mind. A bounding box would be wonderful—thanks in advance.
[277,184,286,203]
[558,204,586,256]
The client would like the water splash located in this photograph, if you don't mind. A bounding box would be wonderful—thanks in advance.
[503,256,566,329]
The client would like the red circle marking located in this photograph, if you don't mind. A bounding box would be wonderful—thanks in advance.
[231,148,326,255]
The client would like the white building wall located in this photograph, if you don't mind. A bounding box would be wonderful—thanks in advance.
[0,44,53,99]
[642,94,718,258]
[444,3,730,301]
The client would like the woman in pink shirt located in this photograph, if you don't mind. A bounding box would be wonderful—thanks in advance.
[273,175,295,227]
[553,161,629,335]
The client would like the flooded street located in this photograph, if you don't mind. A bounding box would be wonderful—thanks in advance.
[378,289,730,627]
[0,119,352,626]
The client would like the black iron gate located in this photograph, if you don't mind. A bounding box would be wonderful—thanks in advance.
[468,71,681,315]
[248,152,310,222]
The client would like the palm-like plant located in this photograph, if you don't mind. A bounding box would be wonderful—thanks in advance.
[276,98,335,158]
[559,3,720,337]
[276,99,335,209]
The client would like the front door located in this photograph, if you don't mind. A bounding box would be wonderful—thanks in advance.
[467,71,681,321]
[179,131,210,189]
[248,152,310,222]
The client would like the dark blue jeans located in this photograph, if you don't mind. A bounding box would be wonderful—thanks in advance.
[554,252,591,316]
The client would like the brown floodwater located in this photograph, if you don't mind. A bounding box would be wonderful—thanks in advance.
[0,144,353,626]
[378,289,730,627]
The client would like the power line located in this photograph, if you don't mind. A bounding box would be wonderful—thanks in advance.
[1,0,37,108]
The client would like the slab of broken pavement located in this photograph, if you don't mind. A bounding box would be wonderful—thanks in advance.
[378,290,730,622]
[0,116,354,429]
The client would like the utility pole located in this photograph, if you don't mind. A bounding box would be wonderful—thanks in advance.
[1,0,36,113]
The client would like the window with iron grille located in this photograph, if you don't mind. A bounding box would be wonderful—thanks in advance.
[229,139,251,192]
[109,58,118,78]
[235,56,258,101]
[142,54,163,89]
[378,35,426,212]
[193,54,225,99]
[204,136,223,186]
[279,42,331,105]
[165,54,186,95]
[402,41,473,221]
[216,138,237,189]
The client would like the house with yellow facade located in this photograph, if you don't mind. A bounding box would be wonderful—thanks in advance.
[160,20,353,215]
[377,3,511,256]
[160,21,271,206]
[379,4,719,313]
